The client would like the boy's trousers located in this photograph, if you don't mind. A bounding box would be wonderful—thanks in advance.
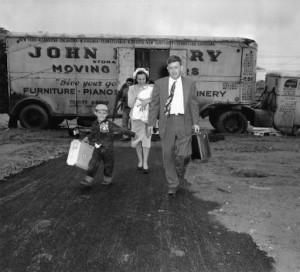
[86,146,114,179]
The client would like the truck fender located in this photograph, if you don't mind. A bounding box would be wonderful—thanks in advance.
[11,97,53,117]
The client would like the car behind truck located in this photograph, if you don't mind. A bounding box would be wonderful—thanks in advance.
[2,32,296,134]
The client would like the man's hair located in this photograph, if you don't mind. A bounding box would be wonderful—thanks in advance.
[167,55,182,65]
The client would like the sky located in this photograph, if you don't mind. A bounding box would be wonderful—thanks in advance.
[1,0,300,80]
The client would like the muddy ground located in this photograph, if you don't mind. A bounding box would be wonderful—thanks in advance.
[0,114,299,272]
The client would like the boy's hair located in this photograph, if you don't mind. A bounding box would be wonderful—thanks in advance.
[167,55,182,65]
[94,103,108,112]
[126,78,134,83]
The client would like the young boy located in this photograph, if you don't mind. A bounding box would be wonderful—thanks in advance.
[80,103,135,187]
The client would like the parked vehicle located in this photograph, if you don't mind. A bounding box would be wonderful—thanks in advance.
[252,71,300,134]
[0,32,260,132]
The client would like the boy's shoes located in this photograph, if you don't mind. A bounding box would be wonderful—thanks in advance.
[167,187,178,196]
[80,176,93,187]
[102,176,112,186]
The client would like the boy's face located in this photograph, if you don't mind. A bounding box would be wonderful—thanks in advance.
[94,106,108,121]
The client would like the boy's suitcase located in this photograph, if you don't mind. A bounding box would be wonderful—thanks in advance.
[191,131,211,161]
[66,140,94,170]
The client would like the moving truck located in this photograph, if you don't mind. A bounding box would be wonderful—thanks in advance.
[0,32,259,132]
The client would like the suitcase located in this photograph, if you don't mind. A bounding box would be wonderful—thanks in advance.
[191,131,211,161]
[66,140,94,170]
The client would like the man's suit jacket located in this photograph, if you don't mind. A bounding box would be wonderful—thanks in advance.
[148,76,199,139]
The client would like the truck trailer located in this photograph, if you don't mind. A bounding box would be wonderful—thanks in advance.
[0,32,259,132]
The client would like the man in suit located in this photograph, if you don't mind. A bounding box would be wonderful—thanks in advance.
[147,55,200,196]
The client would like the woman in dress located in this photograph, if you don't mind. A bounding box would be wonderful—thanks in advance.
[128,68,153,174]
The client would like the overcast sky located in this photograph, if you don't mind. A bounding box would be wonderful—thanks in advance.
[1,0,300,79]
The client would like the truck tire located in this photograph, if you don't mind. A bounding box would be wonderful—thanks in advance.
[19,104,49,129]
[216,111,247,134]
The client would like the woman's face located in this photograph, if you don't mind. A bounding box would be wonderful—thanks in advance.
[136,73,147,85]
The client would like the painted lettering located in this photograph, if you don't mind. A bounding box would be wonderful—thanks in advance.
[60,79,80,86]
[47,47,60,58]
[28,46,98,59]
[186,67,199,76]
[65,47,80,59]
[196,90,227,97]
[83,81,103,88]
[207,50,221,62]
[23,87,76,95]
[189,49,222,62]
[52,65,110,73]
[28,46,41,58]
[190,50,204,61]
[83,89,115,95]
[84,47,97,59]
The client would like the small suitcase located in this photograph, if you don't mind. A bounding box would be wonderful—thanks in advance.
[66,140,94,170]
[191,131,211,161]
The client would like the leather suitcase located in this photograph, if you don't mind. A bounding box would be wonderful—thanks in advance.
[191,131,211,161]
[66,140,94,170]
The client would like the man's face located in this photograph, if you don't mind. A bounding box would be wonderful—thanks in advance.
[94,107,108,122]
[167,61,182,80]
[126,80,133,87]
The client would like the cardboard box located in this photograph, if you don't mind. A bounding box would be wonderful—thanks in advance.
[66,140,94,170]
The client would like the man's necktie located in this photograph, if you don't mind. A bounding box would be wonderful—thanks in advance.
[164,81,176,117]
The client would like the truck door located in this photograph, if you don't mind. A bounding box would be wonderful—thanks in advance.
[115,48,135,116]
[273,77,298,133]
[169,49,187,76]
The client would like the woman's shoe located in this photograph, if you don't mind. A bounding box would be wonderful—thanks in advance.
[137,166,143,171]
[143,168,149,174]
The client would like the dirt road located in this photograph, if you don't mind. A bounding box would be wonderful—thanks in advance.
[1,145,274,271]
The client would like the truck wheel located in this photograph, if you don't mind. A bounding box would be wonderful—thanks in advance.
[19,105,49,129]
[216,111,247,134]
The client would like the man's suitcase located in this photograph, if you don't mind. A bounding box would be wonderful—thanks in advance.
[66,140,94,170]
[191,131,211,161]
